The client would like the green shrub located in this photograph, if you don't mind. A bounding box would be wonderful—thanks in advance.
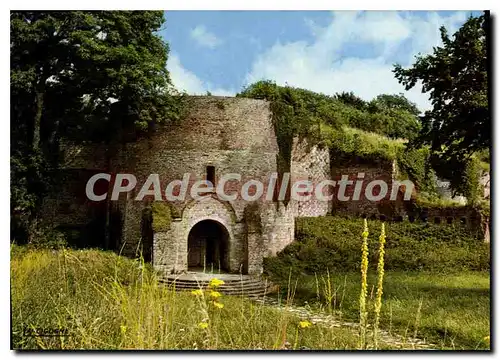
[22,224,68,250]
[264,216,489,282]
[463,156,482,205]
[396,146,437,195]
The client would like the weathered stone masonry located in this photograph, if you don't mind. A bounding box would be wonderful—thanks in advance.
[47,97,305,274]
[42,95,489,276]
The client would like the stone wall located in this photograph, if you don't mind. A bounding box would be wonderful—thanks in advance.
[330,156,404,217]
[121,96,295,274]
[59,142,109,169]
[41,141,110,229]
[40,168,109,247]
[45,95,489,274]
[480,172,490,200]
[41,96,300,274]
[290,138,331,217]
[115,97,278,257]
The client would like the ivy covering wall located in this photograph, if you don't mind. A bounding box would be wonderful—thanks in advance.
[237,81,489,206]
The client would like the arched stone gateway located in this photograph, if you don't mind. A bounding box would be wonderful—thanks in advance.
[187,220,230,272]
[152,196,248,274]
[182,196,244,274]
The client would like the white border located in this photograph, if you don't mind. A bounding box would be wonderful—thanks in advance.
[2,3,498,359]
[2,1,499,10]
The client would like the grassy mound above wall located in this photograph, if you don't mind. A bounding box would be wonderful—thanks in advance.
[320,125,405,162]
[263,216,489,280]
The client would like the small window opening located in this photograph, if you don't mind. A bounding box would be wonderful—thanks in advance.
[207,166,216,186]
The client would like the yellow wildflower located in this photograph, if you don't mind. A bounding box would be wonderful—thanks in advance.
[373,223,386,349]
[299,320,312,329]
[191,289,203,296]
[209,278,225,288]
[212,301,224,309]
[198,322,209,329]
[209,291,222,298]
[120,325,127,334]
[359,218,369,349]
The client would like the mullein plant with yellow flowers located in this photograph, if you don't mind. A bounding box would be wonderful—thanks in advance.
[292,320,313,350]
[358,219,369,349]
[373,223,386,349]
[191,277,226,345]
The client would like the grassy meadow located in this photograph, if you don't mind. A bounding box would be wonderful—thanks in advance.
[10,246,380,350]
[263,216,490,350]
[10,216,490,350]
[272,271,490,350]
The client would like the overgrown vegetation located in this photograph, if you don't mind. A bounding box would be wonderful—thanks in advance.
[11,11,183,244]
[320,125,404,162]
[264,217,489,279]
[394,12,489,197]
[396,146,438,195]
[151,202,172,232]
[237,81,422,175]
[263,217,489,350]
[13,245,396,350]
[237,79,488,204]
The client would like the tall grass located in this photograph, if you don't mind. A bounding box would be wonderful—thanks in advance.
[288,220,489,350]
[268,269,490,350]
[12,245,386,350]
[12,214,490,351]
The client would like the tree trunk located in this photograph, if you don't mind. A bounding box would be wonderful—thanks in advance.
[33,84,45,151]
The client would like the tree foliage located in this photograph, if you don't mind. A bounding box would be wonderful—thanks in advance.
[11,11,177,242]
[239,80,422,143]
[393,13,489,193]
[237,80,423,177]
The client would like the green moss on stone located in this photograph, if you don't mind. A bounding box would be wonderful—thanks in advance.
[152,202,172,232]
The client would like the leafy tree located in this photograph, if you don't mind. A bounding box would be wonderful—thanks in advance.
[238,81,423,171]
[371,93,420,116]
[355,94,421,140]
[335,91,367,111]
[10,11,177,242]
[393,13,489,194]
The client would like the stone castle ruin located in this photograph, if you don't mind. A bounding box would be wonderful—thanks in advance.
[42,96,489,275]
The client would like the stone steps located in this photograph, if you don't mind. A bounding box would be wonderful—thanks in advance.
[160,275,275,298]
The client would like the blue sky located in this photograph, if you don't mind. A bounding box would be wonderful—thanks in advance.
[160,11,480,111]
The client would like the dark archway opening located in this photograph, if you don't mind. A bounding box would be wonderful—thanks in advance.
[141,207,153,262]
[188,220,229,272]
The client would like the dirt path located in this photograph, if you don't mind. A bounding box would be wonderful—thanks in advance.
[254,297,436,350]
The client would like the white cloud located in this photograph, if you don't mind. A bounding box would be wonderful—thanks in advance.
[167,54,234,96]
[246,11,469,112]
[190,25,223,49]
